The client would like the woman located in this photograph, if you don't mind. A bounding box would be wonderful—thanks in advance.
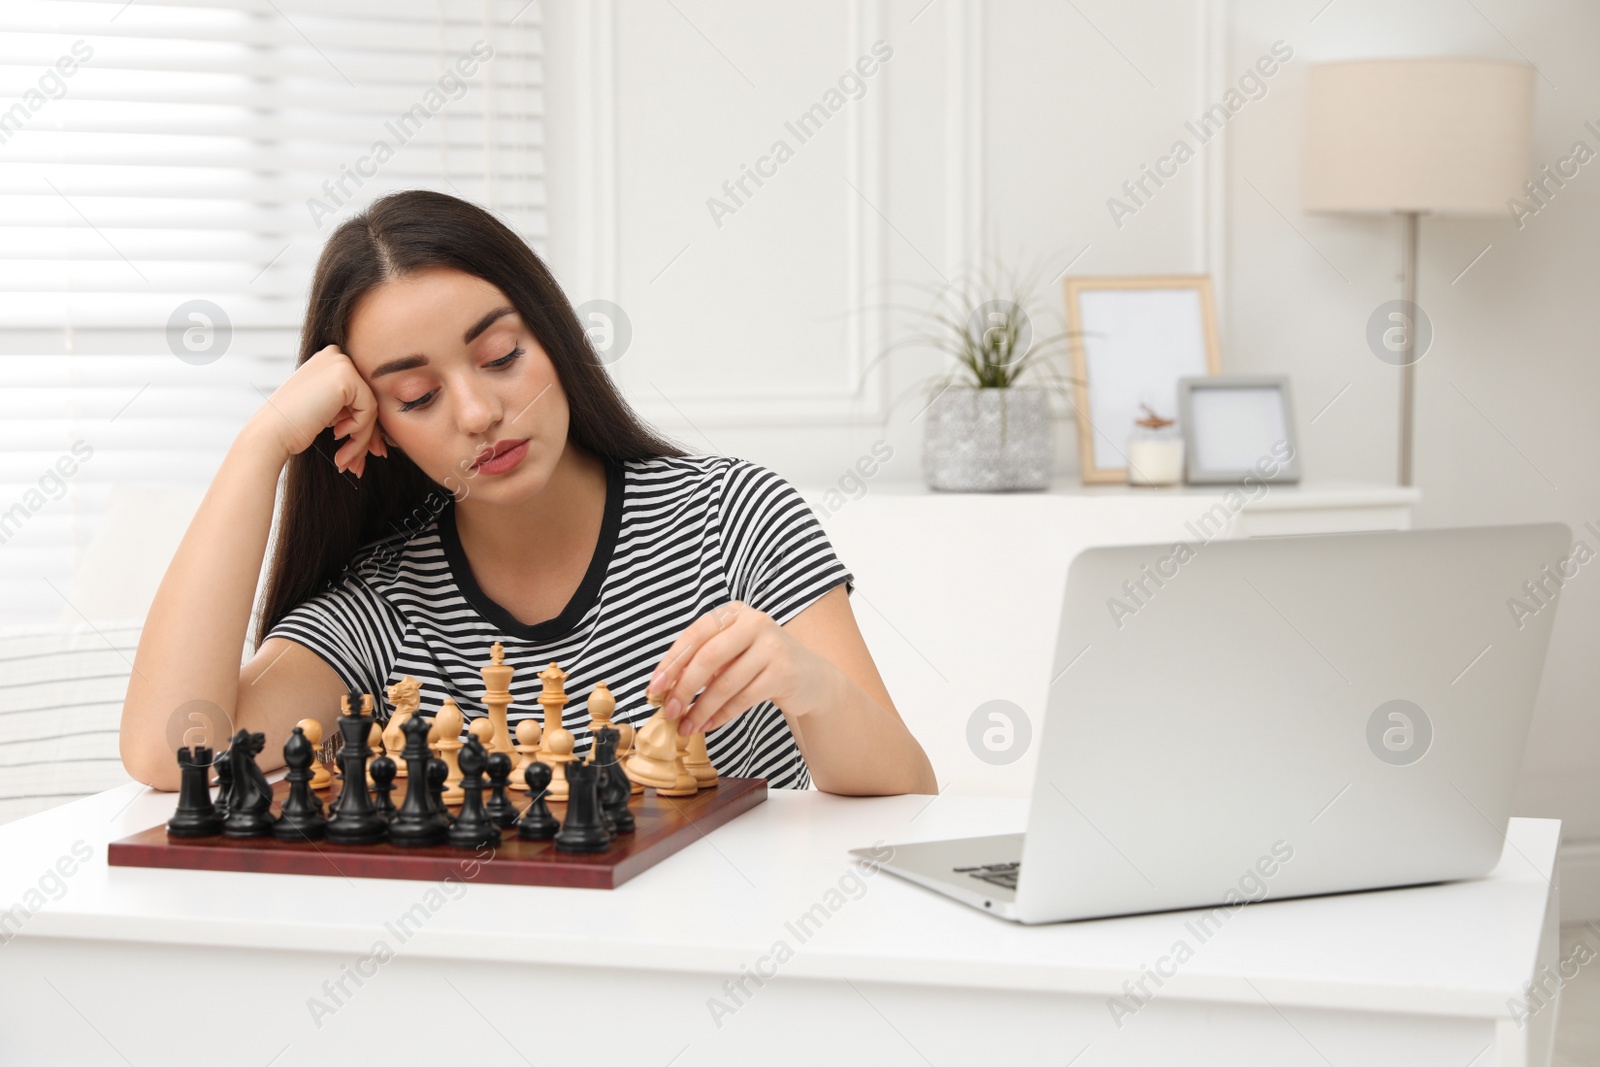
[119,189,935,797]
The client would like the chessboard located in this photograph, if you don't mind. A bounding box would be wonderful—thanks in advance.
[108,774,766,890]
[109,650,767,890]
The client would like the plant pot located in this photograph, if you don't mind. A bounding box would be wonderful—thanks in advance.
[922,384,1053,491]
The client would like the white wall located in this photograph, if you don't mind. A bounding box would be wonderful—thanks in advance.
[541,0,1215,483]
[540,1,1600,854]
[1222,0,1600,850]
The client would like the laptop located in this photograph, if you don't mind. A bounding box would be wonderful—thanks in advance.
[850,522,1570,924]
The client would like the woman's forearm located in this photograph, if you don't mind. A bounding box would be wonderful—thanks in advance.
[786,662,938,796]
[118,416,289,790]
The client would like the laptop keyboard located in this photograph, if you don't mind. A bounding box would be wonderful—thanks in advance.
[954,861,1020,890]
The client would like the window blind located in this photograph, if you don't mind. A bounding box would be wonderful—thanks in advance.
[0,0,546,626]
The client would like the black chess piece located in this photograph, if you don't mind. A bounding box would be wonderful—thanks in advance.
[516,761,561,841]
[273,726,328,841]
[593,726,635,835]
[212,747,233,821]
[325,707,387,845]
[167,745,222,837]
[554,759,611,853]
[483,751,519,829]
[370,755,398,818]
[389,712,445,847]
[426,757,450,830]
[221,730,274,837]
[446,738,501,849]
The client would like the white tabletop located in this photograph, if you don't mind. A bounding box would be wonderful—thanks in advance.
[2,783,1556,1019]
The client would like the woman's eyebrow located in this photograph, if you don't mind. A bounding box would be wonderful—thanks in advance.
[370,306,518,379]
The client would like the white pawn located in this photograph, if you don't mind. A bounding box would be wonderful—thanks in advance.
[513,717,543,793]
[429,697,466,804]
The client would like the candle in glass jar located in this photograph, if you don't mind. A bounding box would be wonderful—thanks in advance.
[1127,435,1184,486]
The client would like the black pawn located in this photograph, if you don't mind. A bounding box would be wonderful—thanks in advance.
[593,727,635,835]
[325,709,387,845]
[554,760,610,853]
[389,710,445,847]
[516,762,561,841]
[273,727,327,841]
[222,729,275,837]
[447,738,501,849]
[426,757,450,830]
[483,751,519,829]
[212,747,233,821]
[370,755,398,818]
[167,745,222,837]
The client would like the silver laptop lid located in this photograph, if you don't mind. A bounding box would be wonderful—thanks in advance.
[1016,523,1570,924]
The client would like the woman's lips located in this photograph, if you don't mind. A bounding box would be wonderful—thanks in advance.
[472,439,529,475]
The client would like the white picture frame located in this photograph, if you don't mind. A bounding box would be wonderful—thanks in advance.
[1063,275,1222,484]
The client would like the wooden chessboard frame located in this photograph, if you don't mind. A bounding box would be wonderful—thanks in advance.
[108,776,766,890]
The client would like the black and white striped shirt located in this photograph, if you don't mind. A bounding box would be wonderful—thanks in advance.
[262,454,854,789]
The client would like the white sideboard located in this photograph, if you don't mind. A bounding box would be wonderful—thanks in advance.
[795,479,1420,798]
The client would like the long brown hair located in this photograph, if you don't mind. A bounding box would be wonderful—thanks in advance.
[255,189,685,647]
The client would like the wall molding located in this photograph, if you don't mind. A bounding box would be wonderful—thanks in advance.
[571,0,889,429]
[945,0,984,277]
[1199,0,1229,313]
[570,0,1230,430]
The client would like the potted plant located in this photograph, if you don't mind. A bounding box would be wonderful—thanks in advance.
[876,263,1079,491]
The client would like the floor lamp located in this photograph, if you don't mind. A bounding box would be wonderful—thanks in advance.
[1303,59,1533,487]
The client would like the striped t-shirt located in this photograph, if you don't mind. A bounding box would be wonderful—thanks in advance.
[262,454,854,789]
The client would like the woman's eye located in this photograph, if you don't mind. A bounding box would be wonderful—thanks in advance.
[487,345,524,368]
[397,347,520,413]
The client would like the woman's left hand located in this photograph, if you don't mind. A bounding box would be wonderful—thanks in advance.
[647,600,829,735]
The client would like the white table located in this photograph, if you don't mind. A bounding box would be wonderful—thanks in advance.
[0,782,1561,1066]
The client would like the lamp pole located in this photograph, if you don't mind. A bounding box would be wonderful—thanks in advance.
[1398,210,1419,488]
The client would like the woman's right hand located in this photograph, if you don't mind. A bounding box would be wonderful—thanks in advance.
[248,344,389,477]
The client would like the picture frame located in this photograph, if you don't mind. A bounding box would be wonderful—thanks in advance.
[1176,375,1301,485]
[1063,275,1222,484]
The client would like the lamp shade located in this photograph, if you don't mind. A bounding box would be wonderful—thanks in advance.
[1304,59,1533,215]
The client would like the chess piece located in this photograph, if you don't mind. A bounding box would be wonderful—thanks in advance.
[624,708,697,796]
[167,745,223,837]
[587,725,620,834]
[512,717,543,792]
[211,746,233,820]
[273,727,328,841]
[554,760,610,853]
[534,662,578,801]
[585,682,617,746]
[516,762,561,840]
[426,757,449,830]
[327,694,362,816]
[389,715,446,847]
[618,694,653,796]
[468,717,495,755]
[383,676,421,776]
[479,641,517,762]
[429,698,467,804]
[325,707,387,845]
[221,729,275,837]
[297,718,331,790]
[370,755,398,818]
[447,737,502,849]
[483,751,519,829]
[593,726,635,835]
[364,721,383,787]
[331,690,368,773]
[683,729,719,789]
